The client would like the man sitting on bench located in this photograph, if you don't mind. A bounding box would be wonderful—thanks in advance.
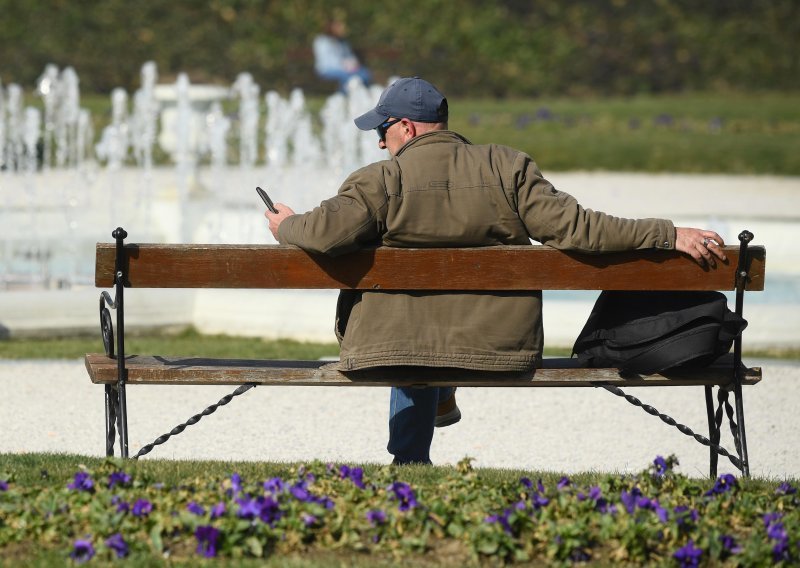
[264,77,727,465]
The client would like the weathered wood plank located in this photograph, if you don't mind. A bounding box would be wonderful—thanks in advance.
[95,244,766,291]
[85,353,761,387]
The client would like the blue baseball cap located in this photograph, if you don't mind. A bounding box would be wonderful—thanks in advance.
[354,77,448,131]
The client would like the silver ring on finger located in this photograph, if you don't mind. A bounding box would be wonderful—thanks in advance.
[702,237,710,247]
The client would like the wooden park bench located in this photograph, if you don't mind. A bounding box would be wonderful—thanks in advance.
[85,228,766,477]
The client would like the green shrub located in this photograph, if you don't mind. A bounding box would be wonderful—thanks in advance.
[0,0,798,96]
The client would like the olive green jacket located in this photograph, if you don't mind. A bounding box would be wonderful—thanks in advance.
[278,131,674,371]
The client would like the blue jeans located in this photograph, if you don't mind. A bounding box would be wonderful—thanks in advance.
[317,67,372,92]
[388,386,455,464]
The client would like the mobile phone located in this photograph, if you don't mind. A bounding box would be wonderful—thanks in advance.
[256,186,278,214]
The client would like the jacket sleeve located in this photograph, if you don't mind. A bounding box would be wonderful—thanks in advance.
[277,164,388,256]
[511,152,675,252]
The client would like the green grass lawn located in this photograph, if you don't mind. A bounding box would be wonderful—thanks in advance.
[1,327,796,361]
[0,327,340,361]
[449,92,800,175]
[74,90,800,175]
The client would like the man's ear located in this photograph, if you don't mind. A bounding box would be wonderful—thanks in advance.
[402,119,416,140]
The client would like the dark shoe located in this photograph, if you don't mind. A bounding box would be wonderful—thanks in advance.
[392,457,432,465]
[435,391,461,428]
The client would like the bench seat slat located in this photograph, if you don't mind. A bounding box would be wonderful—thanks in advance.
[85,353,761,388]
[95,244,766,291]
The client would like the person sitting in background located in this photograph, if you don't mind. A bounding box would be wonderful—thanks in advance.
[313,17,372,92]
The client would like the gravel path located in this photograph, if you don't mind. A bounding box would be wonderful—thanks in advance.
[1,358,797,479]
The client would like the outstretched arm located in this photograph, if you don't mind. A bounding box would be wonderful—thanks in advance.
[675,227,727,267]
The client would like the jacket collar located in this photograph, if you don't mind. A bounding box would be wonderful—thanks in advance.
[395,130,472,157]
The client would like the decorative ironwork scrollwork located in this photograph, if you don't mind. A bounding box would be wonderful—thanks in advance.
[99,292,117,358]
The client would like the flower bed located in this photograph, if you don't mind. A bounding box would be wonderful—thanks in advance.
[0,456,797,565]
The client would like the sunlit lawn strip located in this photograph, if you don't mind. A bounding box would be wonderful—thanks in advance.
[1,330,796,361]
[1,454,797,565]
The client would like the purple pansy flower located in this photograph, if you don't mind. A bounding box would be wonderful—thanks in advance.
[598,501,617,515]
[105,533,128,558]
[634,495,669,522]
[257,496,282,526]
[348,467,366,489]
[229,473,243,495]
[70,539,95,563]
[263,477,286,494]
[339,465,366,489]
[210,501,226,519]
[317,495,335,510]
[531,492,550,510]
[621,488,667,520]
[719,534,742,555]
[112,495,130,514]
[556,476,571,490]
[195,525,220,558]
[485,509,514,535]
[131,498,152,517]
[653,455,669,476]
[776,481,797,495]
[620,487,643,514]
[107,471,131,489]
[389,481,418,511]
[236,495,283,525]
[290,481,311,502]
[522,478,549,510]
[0,479,9,491]
[763,512,783,527]
[301,513,318,527]
[577,486,602,502]
[764,514,790,562]
[67,472,94,492]
[673,539,703,568]
[579,486,616,514]
[187,501,205,516]
[366,509,387,526]
[772,541,790,563]
[236,496,261,520]
[704,473,737,497]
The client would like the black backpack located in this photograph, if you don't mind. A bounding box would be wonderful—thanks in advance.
[572,291,748,374]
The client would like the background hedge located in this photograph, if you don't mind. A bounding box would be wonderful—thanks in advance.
[1,0,798,96]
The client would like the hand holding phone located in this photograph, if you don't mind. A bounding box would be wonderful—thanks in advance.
[256,186,278,214]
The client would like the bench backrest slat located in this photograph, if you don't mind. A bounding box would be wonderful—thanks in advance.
[94,243,766,291]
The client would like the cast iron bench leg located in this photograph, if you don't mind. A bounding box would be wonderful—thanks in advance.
[104,384,116,456]
[704,385,719,478]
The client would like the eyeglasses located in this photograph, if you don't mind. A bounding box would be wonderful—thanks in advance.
[376,118,401,142]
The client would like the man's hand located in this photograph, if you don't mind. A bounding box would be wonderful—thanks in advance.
[675,227,727,267]
[265,203,295,241]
